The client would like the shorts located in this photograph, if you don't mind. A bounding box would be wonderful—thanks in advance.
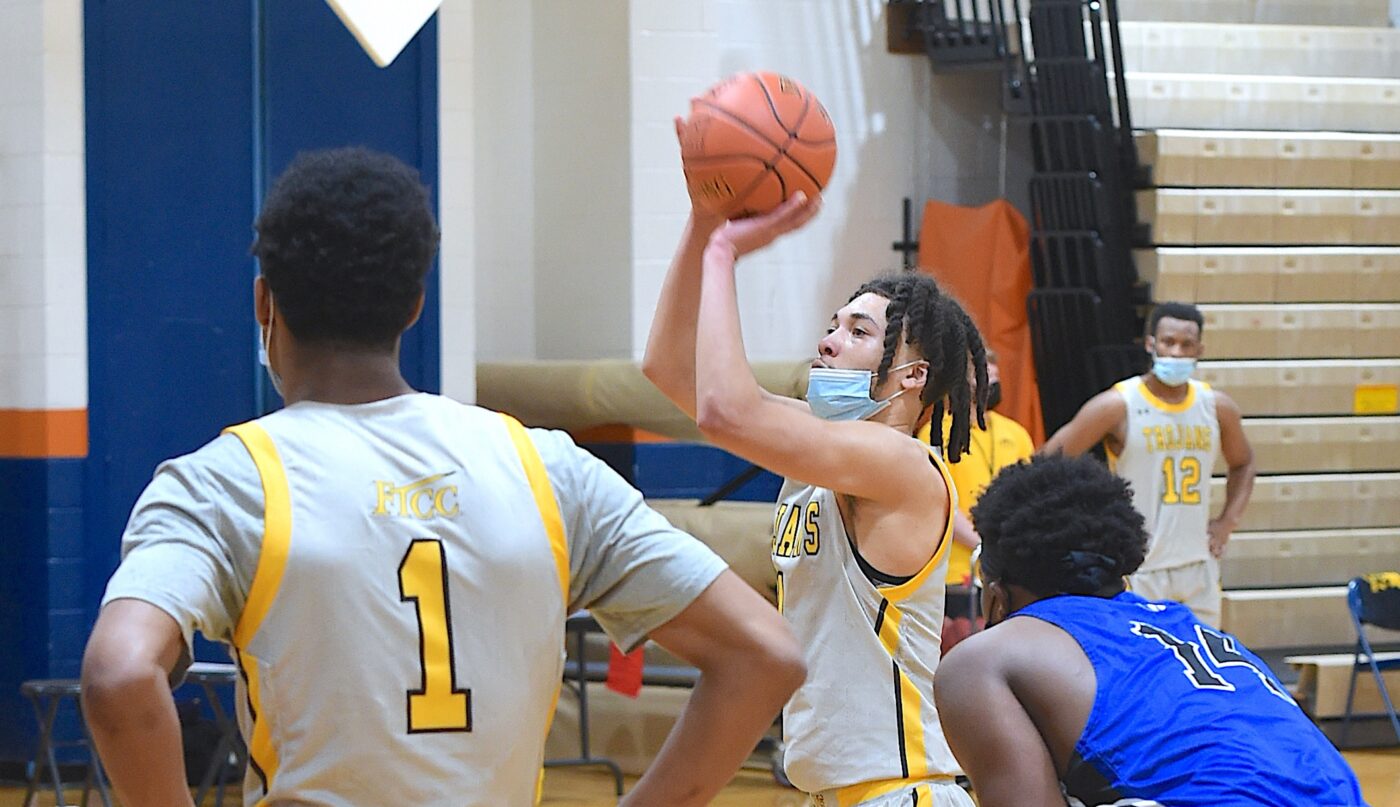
[1129,557,1221,627]
[809,779,975,807]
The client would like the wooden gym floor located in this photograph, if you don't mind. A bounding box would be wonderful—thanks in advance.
[2,749,1397,806]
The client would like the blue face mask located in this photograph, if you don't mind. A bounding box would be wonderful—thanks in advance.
[1151,355,1195,387]
[806,361,920,422]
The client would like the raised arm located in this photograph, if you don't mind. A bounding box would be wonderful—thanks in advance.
[1040,388,1127,457]
[691,207,940,507]
[640,205,723,418]
[643,118,817,420]
[1209,391,1256,557]
[82,600,197,807]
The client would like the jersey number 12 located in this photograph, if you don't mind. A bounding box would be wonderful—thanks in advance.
[1160,456,1201,505]
[399,539,473,732]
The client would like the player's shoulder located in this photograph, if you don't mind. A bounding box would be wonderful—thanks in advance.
[145,430,262,505]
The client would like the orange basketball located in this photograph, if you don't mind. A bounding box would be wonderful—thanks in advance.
[679,72,837,219]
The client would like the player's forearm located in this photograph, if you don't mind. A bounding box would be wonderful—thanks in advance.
[622,655,802,807]
[82,659,195,807]
[642,214,722,416]
[693,241,764,435]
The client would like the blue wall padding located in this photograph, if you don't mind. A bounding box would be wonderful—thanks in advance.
[581,442,783,502]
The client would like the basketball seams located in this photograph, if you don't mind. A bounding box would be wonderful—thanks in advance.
[685,71,836,214]
[692,98,786,153]
[751,73,797,137]
[695,91,828,192]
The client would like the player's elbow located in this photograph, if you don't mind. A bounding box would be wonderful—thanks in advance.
[80,646,165,731]
[704,615,805,700]
[641,352,670,391]
[756,628,807,696]
[695,395,745,441]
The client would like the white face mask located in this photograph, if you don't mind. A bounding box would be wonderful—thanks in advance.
[259,308,285,398]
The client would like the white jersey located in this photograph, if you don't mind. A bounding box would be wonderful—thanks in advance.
[772,447,961,799]
[103,393,726,806]
[1110,377,1219,572]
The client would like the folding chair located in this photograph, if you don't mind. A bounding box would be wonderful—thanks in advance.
[1340,572,1400,745]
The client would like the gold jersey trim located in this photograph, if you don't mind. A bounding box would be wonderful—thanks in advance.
[499,411,571,783]
[223,421,292,798]
[880,445,957,603]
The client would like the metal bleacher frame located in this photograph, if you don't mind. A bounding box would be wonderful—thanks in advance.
[890,0,1152,434]
[1024,0,1152,432]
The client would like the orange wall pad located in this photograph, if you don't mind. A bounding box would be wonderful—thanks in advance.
[0,409,89,458]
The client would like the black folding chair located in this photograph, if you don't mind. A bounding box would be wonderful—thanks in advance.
[1340,573,1400,745]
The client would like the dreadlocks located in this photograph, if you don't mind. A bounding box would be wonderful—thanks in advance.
[848,273,989,462]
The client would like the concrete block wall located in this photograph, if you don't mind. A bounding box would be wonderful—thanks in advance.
[0,0,88,763]
[469,0,1015,365]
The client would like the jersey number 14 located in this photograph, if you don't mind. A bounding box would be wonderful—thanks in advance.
[398,539,473,732]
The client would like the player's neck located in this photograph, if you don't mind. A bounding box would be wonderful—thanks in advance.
[279,345,416,406]
[1140,372,1189,403]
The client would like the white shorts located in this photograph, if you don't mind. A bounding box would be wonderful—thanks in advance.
[1129,557,1221,628]
[809,779,975,807]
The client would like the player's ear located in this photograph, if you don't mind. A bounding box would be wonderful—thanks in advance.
[902,360,928,391]
[1143,335,1156,355]
[254,275,272,328]
[404,292,426,330]
[983,580,1011,627]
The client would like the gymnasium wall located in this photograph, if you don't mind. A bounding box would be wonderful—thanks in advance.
[0,0,88,764]
[470,0,1023,365]
[0,1,444,764]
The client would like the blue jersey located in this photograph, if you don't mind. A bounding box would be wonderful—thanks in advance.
[1015,592,1365,807]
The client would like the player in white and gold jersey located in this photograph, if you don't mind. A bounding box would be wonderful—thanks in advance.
[81,147,804,807]
[1042,302,1256,626]
[646,126,986,804]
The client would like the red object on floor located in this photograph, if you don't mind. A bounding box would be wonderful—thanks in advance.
[606,643,645,698]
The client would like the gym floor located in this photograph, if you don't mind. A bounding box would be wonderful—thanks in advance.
[2,749,1397,806]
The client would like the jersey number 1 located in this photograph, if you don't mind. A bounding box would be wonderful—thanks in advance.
[399,539,472,732]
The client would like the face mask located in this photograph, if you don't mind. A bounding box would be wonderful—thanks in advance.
[259,310,285,398]
[806,360,921,422]
[985,381,1002,411]
[1151,355,1195,387]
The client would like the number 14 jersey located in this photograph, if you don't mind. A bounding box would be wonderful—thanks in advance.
[1109,377,1218,573]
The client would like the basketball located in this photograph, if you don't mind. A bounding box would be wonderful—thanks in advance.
[679,72,837,219]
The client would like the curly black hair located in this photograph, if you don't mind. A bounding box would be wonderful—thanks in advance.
[847,273,988,462]
[252,147,439,349]
[1148,301,1204,339]
[971,454,1148,596]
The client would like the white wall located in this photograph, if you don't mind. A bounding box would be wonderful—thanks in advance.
[625,0,1016,361]
[532,0,633,360]
[467,0,1015,369]
[471,1,537,362]
[439,0,475,401]
[0,0,86,412]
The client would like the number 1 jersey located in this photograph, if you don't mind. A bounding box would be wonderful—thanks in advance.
[102,393,727,806]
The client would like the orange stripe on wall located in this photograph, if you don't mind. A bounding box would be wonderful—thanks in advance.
[572,424,673,444]
[0,409,89,458]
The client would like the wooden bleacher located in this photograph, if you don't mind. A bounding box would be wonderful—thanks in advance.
[1121,0,1400,655]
